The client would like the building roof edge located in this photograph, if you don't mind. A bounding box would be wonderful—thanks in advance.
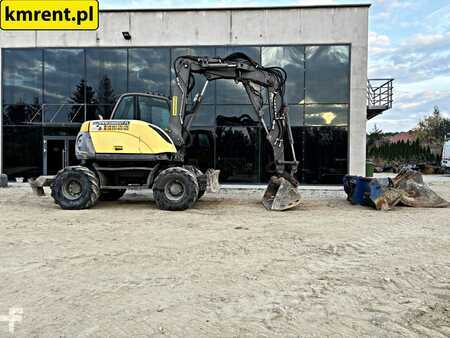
[100,4,371,13]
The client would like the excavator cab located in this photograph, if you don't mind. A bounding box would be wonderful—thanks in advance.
[111,93,171,131]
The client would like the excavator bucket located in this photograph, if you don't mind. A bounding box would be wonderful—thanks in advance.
[367,179,402,210]
[262,176,302,211]
[394,169,449,208]
[343,176,401,210]
[206,169,221,193]
[344,169,449,210]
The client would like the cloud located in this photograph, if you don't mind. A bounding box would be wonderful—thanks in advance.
[424,3,450,34]
[403,32,450,48]
[369,31,390,46]
[368,31,393,55]
[370,0,415,22]
[369,29,450,84]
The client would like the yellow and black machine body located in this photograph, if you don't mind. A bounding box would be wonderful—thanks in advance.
[34,53,301,211]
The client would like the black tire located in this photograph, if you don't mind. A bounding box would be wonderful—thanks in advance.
[51,166,100,210]
[186,166,206,201]
[153,167,199,211]
[99,189,126,201]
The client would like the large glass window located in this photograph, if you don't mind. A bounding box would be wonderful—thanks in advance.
[262,46,305,105]
[216,105,258,126]
[288,105,304,126]
[2,45,351,184]
[43,49,85,123]
[261,104,303,128]
[86,48,127,119]
[129,48,171,96]
[171,47,216,105]
[187,104,216,127]
[215,47,260,105]
[304,104,348,127]
[3,49,43,105]
[216,126,260,183]
[2,104,40,125]
[3,49,43,124]
[305,46,350,104]
[302,127,348,184]
[185,128,215,172]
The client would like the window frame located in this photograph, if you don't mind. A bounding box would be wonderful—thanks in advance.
[110,94,136,120]
[136,94,171,129]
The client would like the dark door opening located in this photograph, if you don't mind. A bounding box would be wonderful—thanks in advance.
[43,136,78,175]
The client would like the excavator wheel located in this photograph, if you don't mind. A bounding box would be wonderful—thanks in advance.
[99,189,126,201]
[51,166,100,210]
[153,167,199,211]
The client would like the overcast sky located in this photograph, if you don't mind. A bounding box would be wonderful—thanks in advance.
[101,0,450,133]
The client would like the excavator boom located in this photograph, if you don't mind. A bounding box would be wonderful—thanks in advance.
[171,53,302,210]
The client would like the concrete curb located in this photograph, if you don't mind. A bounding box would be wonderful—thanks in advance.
[7,182,347,199]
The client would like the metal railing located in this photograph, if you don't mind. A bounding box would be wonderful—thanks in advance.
[26,104,114,125]
[367,79,394,110]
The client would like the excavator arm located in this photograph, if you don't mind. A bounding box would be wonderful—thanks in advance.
[170,53,302,210]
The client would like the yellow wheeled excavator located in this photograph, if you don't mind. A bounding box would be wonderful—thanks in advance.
[31,53,302,211]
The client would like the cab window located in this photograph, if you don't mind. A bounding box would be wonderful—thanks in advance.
[138,96,170,130]
[113,96,134,119]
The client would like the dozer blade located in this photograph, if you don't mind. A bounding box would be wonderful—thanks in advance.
[29,175,55,196]
[206,169,221,193]
[262,176,302,211]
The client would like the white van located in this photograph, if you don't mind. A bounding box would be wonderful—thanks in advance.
[442,140,450,172]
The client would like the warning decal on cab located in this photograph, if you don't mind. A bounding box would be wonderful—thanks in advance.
[91,120,130,132]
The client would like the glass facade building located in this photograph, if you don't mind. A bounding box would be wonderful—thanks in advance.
[2,45,350,184]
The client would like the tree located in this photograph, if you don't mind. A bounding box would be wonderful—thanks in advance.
[367,124,384,148]
[96,75,117,119]
[69,79,97,122]
[367,135,442,164]
[415,106,450,145]
[3,98,38,124]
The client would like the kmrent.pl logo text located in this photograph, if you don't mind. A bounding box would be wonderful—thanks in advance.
[0,0,99,30]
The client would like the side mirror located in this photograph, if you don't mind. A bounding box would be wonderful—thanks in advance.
[98,114,104,120]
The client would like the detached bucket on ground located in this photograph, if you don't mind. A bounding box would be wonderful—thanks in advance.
[343,168,449,210]
[262,176,302,211]
[206,169,221,193]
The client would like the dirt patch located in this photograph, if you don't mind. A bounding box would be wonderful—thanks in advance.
[0,183,450,337]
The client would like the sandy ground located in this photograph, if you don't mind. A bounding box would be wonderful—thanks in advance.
[0,179,450,337]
